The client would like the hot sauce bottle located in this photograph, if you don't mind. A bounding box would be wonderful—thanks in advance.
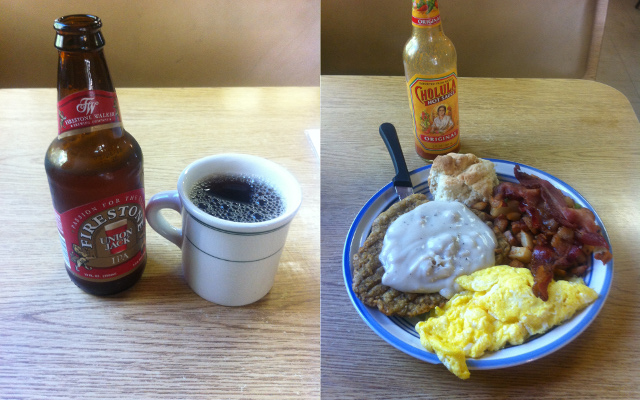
[403,0,460,161]
[45,15,146,295]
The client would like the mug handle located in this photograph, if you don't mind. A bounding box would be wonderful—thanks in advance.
[146,190,183,248]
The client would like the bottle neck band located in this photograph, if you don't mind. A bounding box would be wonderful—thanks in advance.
[411,1,442,28]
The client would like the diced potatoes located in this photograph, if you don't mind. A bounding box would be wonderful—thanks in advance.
[556,226,574,241]
[490,206,512,217]
[506,212,522,221]
[518,231,534,249]
[508,246,532,263]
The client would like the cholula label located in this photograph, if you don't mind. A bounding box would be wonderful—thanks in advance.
[407,71,460,154]
[57,90,123,137]
[55,189,146,282]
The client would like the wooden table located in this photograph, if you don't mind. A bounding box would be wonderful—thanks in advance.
[321,76,640,399]
[0,87,320,399]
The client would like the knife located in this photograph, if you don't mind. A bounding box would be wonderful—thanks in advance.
[379,122,414,200]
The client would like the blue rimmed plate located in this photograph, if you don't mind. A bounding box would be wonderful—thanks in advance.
[343,159,613,370]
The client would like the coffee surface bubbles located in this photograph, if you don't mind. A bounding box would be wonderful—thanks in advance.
[189,174,284,223]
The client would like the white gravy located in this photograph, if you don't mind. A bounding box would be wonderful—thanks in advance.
[379,201,497,298]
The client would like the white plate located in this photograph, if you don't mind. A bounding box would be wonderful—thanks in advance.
[343,159,613,370]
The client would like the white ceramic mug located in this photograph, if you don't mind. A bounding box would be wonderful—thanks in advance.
[146,154,302,306]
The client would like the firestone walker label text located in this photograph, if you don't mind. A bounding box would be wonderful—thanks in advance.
[407,71,460,155]
[55,189,146,282]
[57,90,122,137]
[412,0,441,28]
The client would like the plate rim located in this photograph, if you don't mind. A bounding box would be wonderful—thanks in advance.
[342,158,614,369]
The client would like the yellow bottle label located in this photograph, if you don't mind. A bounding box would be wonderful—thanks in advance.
[412,0,441,28]
[407,71,460,155]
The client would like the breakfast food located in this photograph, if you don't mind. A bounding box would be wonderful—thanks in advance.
[379,201,497,299]
[352,194,511,317]
[352,154,508,317]
[352,193,448,317]
[428,153,499,206]
[351,153,611,377]
[415,265,598,379]
[485,165,613,300]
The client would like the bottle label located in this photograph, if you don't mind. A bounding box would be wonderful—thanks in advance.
[57,90,123,138]
[55,189,146,282]
[407,71,460,155]
[412,0,441,27]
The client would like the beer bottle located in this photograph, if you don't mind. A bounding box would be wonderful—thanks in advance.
[403,0,460,161]
[45,15,146,295]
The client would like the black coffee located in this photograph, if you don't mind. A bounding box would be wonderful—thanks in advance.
[189,174,285,223]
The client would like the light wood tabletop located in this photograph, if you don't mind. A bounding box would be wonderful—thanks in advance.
[321,76,640,399]
[0,87,320,399]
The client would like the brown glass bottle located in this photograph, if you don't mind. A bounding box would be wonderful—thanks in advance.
[45,15,146,295]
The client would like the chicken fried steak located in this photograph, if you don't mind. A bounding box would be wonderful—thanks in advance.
[351,194,446,317]
[352,193,511,317]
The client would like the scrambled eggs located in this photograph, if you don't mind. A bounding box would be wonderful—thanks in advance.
[415,265,598,379]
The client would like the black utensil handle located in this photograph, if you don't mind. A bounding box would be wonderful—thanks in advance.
[379,123,412,187]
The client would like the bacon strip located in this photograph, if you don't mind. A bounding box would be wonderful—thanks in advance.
[494,181,540,205]
[490,165,613,301]
[513,166,609,250]
[531,264,553,301]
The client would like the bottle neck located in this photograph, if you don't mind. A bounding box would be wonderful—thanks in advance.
[54,15,116,100]
[57,49,116,100]
[54,15,124,137]
[410,1,444,36]
[411,24,444,38]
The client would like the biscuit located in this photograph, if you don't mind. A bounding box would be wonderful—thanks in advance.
[428,153,499,206]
